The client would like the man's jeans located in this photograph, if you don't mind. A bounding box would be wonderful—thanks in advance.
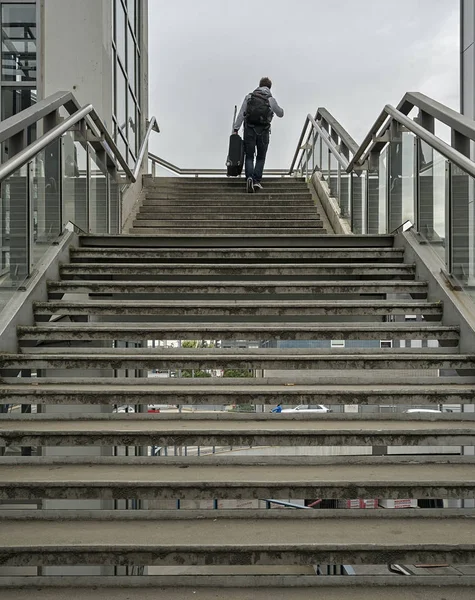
[244,125,270,183]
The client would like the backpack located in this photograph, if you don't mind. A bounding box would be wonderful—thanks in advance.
[245,90,271,127]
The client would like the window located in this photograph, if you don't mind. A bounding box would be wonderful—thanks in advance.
[380,340,393,348]
[1,3,36,82]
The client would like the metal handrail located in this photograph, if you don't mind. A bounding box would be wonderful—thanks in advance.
[0,105,94,181]
[289,108,357,175]
[132,116,159,181]
[349,104,475,179]
[290,113,350,176]
[291,92,475,183]
[0,90,159,184]
[149,151,288,177]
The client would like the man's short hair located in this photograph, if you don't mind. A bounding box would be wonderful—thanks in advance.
[259,77,272,89]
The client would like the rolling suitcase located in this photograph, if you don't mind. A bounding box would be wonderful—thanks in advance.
[226,105,244,177]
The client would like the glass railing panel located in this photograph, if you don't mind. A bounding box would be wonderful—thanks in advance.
[340,171,350,219]
[367,168,379,234]
[89,147,109,233]
[329,152,339,201]
[313,134,321,171]
[417,141,446,266]
[109,175,120,234]
[450,163,472,286]
[321,145,330,181]
[0,165,28,310]
[388,131,415,231]
[61,131,88,232]
[351,171,366,234]
[378,148,388,233]
[31,139,61,265]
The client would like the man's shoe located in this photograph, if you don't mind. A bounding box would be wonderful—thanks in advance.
[246,177,254,194]
[254,182,263,191]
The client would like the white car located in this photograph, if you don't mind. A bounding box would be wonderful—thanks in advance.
[281,404,332,413]
[114,405,135,413]
[404,408,442,414]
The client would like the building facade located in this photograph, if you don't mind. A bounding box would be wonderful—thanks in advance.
[0,0,148,166]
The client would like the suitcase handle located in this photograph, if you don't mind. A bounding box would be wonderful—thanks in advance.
[231,105,237,134]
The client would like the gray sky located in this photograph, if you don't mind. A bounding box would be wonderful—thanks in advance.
[148,0,459,169]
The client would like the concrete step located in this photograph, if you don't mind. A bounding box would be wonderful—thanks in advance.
[141,198,316,207]
[77,234,396,248]
[2,580,475,600]
[1,377,474,406]
[33,299,442,317]
[69,247,406,263]
[144,175,306,184]
[58,263,416,278]
[130,227,328,235]
[2,413,473,448]
[0,348,470,372]
[17,323,459,343]
[47,279,428,295]
[135,211,321,220]
[131,222,325,232]
[2,457,475,500]
[2,510,475,566]
[3,578,475,600]
[140,200,315,210]
[144,192,313,200]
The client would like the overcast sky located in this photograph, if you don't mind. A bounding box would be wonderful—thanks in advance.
[148,0,459,169]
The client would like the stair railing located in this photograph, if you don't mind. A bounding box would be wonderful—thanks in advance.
[0,90,158,303]
[290,91,475,292]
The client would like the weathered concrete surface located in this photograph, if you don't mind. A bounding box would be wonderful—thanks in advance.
[2,513,475,565]
[17,323,459,343]
[131,227,327,235]
[78,233,396,248]
[46,280,429,294]
[33,299,442,317]
[1,461,474,500]
[2,579,475,600]
[59,263,415,276]
[1,380,473,405]
[2,349,471,372]
[1,417,474,447]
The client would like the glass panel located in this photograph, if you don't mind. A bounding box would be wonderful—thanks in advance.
[89,147,108,233]
[321,145,329,181]
[329,152,339,201]
[451,163,471,283]
[1,3,37,82]
[127,86,136,154]
[1,88,37,159]
[31,139,61,264]
[62,131,88,232]
[340,171,350,219]
[116,62,126,134]
[418,141,446,265]
[388,131,415,231]
[109,174,120,234]
[115,0,126,67]
[351,172,366,235]
[367,167,379,234]
[127,0,136,32]
[313,135,321,171]
[116,129,127,166]
[378,148,388,233]
[0,165,28,308]
[127,25,135,86]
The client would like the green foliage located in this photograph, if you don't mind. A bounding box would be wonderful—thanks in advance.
[181,369,212,378]
[223,369,254,378]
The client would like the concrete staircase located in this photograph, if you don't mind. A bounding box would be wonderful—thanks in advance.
[1,176,475,596]
[132,176,327,234]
